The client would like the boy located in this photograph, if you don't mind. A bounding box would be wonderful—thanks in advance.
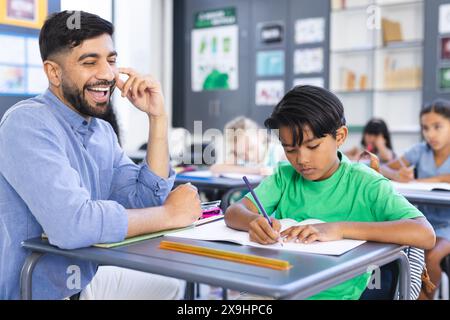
[225,86,436,300]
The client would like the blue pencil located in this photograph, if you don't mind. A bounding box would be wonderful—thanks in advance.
[243,176,272,226]
[243,176,283,246]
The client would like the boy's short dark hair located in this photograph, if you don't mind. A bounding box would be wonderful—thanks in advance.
[39,10,114,61]
[264,85,346,147]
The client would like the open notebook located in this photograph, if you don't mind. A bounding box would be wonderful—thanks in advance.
[392,182,450,192]
[166,219,366,256]
[41,215,224,249]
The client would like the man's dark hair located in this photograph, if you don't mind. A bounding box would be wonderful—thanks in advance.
[265,85,346,147]
[39,10,114,61]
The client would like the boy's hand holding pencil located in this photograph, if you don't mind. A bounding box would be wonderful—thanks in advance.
[243,176,284,247]
[248,216,282,245]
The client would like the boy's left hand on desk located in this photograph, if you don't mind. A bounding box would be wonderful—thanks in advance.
[281,223,343,244]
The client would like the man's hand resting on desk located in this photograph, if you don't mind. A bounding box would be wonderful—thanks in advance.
[281,223,343,244]
[164,184,203,229]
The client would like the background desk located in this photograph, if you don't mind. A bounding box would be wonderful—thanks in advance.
[397,189,450,208]
[175,173,262,209]
[21,237,410,300]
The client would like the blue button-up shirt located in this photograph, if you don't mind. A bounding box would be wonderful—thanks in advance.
[0,90,175,300]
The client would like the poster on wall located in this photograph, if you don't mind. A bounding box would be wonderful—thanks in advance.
[259,22,284,44]
[294,48,324,74]
[0,33,25,65]
[293,77,325,88]
[0,0,48,29]
[441,37,450,61]
[256,50,284,77]
[0,33,46,95]
[0,65,25,94]
[295,17,325,45]
[440,4,450,35]
[439,67,450,91]
[192,8,239,92]
[255,80,284,106]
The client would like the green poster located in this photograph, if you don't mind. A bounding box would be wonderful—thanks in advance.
[440,67,450,90]
[192,7,238,92]
[194,8,236,29]
[191,25,238,92]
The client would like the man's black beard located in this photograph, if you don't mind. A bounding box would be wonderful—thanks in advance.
[61,80,115,118]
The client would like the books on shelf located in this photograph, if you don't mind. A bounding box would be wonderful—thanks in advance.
[382,18,403,45]
[383,57,422,90]
[340,68,369,91]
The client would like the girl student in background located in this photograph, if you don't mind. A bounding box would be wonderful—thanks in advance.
[382,99,450,299]
[346,118,395,164]
[211,116,285,177]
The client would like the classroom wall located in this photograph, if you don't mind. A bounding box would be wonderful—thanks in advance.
[60,0,112,20]
[0,0,61,120]
[114,0,174,153]
[61,0,174,153]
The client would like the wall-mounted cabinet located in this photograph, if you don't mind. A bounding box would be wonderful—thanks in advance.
[330,0,423,153]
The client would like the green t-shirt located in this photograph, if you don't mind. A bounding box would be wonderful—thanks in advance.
[246,152,423,300]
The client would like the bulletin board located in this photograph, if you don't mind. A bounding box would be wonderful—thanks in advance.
[0,0,60,120]
[423,0,450,103]
[0,0,48,29]
[173,0,330,132]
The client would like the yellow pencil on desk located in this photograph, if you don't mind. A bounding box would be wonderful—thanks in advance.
[159,241,292,271]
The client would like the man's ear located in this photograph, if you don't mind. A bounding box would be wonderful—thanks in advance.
[336,126,348,148]
[43,60,62,87]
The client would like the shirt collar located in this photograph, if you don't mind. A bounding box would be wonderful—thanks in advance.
[302,151,347,188]
[43,89,98,134]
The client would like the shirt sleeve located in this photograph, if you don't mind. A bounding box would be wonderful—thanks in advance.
[0,110,128,250]
[107,127,175,209]
[245,164,287,216]
[403,143,426,167]
[367,177,424,222]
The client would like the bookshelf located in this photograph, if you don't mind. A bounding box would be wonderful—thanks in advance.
[330,0,423,154]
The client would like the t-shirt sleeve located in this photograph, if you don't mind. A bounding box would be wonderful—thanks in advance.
[245,164,287,216]
[403,143,426,167]
[368,178,424,222]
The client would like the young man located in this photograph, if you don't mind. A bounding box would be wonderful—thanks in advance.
[0,11,202,300]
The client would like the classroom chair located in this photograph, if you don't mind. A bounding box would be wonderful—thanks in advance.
[440,255,450,299]
[360,247,424,300]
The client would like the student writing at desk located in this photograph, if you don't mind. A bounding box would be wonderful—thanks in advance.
[225,86,436,300]
[382,100,450,299]
[0,11,202,300]
[211,116,285,177]
[346,118,395,164]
